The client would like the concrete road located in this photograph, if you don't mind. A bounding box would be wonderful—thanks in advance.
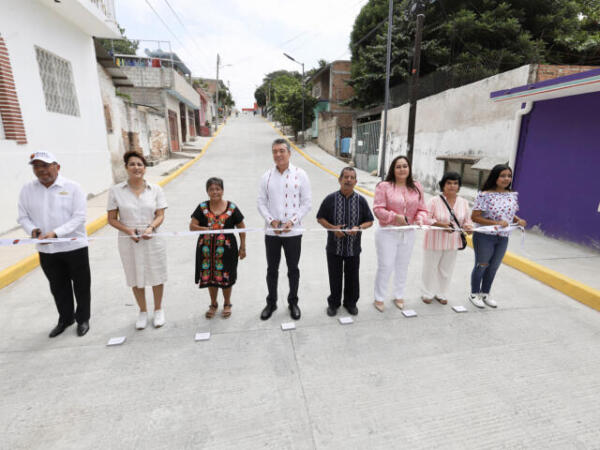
[1,115,599,449]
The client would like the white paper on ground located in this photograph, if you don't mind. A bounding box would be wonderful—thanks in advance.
[107,336,126,346]
[338,316,354,325]
[452,305,468,313]
[281,322,296,331]
[402,309,417,318]
[195,332,211,341]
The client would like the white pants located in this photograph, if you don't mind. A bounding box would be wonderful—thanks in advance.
[374,228,416,301]
[421,249,457,299]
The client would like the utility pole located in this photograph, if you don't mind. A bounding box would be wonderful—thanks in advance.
[215,53,220,125]
[283,53,305,147]
[406,0,427,164]
[301,62,305,146]
[379,0,394,179]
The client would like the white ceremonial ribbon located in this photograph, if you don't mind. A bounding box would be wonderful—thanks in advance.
[0,224,525,247]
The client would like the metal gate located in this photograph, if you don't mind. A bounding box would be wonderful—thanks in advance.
[355,120,380,172]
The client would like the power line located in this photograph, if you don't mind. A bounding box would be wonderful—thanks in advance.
[162,0,212,68]
[143,0,203,71]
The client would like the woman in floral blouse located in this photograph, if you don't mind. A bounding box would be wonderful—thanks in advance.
[469,165,526,308]
[190,177,246,318]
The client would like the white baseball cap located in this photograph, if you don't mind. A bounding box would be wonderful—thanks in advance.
[29,151,58,165]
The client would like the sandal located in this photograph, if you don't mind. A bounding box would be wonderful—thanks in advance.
[434,296,448,305]
[421,297,433,304]
[373,300,384,312]
[222,303,232,318]
[205,304,218,319]
[393,299,404,310]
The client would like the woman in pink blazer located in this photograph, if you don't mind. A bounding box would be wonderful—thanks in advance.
[373,155,429,312]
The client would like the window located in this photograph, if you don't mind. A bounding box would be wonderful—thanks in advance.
[313,83,322,98]
[35,47,80,116]
[437,155,483,189]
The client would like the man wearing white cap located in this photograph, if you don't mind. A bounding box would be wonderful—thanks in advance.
[17,152,91,337]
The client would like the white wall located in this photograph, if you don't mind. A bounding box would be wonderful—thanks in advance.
[0,1,113,233]
[381,65,534,194]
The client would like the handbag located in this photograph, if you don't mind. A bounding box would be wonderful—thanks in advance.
[439,195,467,250]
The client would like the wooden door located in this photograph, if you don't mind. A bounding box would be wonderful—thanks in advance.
[179,103,187,143]
[168,110,179,152]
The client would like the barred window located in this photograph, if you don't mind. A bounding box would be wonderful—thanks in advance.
[35,47,80,116]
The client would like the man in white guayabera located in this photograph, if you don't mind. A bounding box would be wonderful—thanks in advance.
[17,151,91,338]
[257,138,311,321]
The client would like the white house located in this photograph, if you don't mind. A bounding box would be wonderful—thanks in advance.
[0,0,120,233]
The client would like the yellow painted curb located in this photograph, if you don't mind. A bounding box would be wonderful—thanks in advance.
[266,119,600,311]
[0,254,40,290]
[159,123,225,187]
[0,124,225,291]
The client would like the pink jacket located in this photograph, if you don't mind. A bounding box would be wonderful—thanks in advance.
[374,181,430,226]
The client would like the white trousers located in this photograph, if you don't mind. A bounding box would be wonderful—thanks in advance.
[421,249,457,299]
[374,228,416,301]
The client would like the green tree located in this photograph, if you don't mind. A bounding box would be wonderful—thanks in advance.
[349,0,600,108]
[100,26,139,55]
[254,85,267,107]
[255,71,317,137]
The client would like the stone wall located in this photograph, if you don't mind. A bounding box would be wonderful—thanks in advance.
[317,112,338,156]
[98,65,168,183]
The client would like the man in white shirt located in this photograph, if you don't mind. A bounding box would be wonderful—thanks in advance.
[257,138,311,320]
[17,151,91,338]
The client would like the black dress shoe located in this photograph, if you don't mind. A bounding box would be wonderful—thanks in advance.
[326,306,338,317]
[77,321,90,337]
[344,305,359,316]
[49,319,75,338]
[260,304,277,320]
[289,304,301,320]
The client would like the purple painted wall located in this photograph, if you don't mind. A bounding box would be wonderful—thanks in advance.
[513,91,600,249]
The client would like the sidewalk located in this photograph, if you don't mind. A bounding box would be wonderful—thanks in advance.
[0,136,212,282]
[292,138,600,302]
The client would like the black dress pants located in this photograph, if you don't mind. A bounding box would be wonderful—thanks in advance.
[265,235,302,306]
[326,252,360,309]
[39,247,91,324]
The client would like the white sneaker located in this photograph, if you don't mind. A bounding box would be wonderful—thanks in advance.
[153,309,165,328]
[468,293,485,309]
[481,294,497,308]
[135,312,148,330]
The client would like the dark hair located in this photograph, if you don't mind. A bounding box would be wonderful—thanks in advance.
[206,177,224,191]
[439,171,462,191]
[123,151,148,167]
[339,166,356,179]
[481,164,512,191]
[384,155,421,199]
[272,138,290,151]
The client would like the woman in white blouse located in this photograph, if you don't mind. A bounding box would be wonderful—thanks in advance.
[107,151,168,330]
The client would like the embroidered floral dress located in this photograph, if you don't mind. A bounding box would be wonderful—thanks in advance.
[191,201,244,288]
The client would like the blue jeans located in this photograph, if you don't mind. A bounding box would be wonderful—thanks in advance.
[470,233,509,294]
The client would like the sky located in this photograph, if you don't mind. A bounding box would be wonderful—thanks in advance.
[114,0,368,108]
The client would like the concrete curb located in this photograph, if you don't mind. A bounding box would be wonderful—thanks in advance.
[0,124,225,291]
[266,119,600,311]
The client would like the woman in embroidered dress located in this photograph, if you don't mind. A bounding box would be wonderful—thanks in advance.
[373,155,430,312]
[421,172,473,305]
[468,164,526,308]
[190,177,246,318]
